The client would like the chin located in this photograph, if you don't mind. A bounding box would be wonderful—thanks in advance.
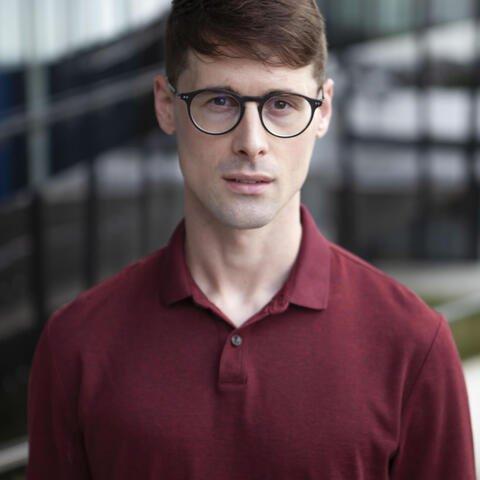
[209,200,278,230]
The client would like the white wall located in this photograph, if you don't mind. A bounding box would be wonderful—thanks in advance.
[0,0,171,66]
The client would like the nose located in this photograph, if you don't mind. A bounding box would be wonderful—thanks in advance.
[231,103,269,160]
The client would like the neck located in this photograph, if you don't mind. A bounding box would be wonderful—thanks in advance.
[184,196,302,306]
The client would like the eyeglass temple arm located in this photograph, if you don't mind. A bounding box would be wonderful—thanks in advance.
[167,81,177,94]
[318,86,325,101]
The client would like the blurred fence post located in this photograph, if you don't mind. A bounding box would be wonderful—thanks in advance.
[335,57,357,253]
[466,0,480,259]
[85,154,99,288]
[25,0,50,330]
[410,0,433,260]
[29,191,47,332]
[139,151,151,256]
[84,85,99,288]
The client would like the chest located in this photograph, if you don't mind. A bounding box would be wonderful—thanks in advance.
[79,312,400,479]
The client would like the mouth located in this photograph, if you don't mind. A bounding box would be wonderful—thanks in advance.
[225,179,271,184]
[222,174,274,184]
[222,175,274,195]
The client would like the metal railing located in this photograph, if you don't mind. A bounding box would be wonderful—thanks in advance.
[0,64,160,143]
[0,438,28,475]
[0,32,171,478]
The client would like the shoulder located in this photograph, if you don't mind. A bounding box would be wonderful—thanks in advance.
[328,240,432,311]
[325,241,456,400]
[327,240,444,350]
[44,246,168,349]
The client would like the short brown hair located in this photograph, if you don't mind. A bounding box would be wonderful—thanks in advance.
[165,0,328,88]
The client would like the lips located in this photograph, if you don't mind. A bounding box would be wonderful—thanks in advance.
[227,179,268,184]
[223,174,273,195]
[222,174,273,184]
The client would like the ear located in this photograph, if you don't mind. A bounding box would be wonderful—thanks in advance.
[315,78,334,139]
[153,74,176,135]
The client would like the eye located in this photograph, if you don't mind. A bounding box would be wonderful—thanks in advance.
[208,95,237,108]
[212,96,227,106]
[272,99,290,110]
[265,95,302,116]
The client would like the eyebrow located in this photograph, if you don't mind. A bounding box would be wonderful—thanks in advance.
[201,84,299,95]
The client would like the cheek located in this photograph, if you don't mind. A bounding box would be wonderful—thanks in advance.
[175,111,206,165]
[279,137,315,181]
[176,107,226,157]
[176,131,227,187]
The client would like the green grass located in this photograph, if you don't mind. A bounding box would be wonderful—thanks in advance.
[420,294,460,308]
[448,312,480,361]
[421,296,480,361]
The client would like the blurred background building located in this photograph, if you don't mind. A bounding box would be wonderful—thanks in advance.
[0,0,479,477]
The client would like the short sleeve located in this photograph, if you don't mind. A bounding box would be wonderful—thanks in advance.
[390,314,476,479]
[26,320,92,479]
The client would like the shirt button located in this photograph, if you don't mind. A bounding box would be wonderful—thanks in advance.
[231,334,242,347]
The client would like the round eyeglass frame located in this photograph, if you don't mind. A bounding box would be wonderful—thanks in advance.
[168,82,325,139]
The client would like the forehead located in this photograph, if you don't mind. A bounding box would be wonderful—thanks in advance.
[178,49,318,95]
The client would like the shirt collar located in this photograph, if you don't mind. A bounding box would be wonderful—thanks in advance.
[159,203,331,311]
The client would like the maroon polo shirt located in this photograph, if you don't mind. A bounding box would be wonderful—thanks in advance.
[26,203,476,479]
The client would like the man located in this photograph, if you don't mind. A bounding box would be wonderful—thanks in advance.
[27,0,476,478]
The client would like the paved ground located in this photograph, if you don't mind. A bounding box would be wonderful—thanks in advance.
[463,356,480,477]
[377,261,480,299]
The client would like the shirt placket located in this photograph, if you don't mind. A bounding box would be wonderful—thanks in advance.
[192,289,289,389]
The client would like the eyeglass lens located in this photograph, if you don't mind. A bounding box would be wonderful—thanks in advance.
[189,91,313,137]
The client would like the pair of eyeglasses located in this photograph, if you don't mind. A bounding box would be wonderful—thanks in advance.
[168,81,324,138]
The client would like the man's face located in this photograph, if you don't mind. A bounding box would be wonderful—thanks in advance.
[154,50,334,230]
